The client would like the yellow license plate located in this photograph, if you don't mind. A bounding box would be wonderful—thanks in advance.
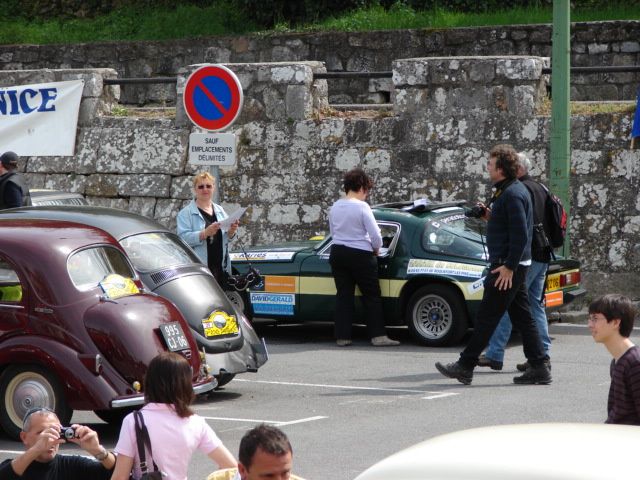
[202,317,239,337]
[546,275,560,291]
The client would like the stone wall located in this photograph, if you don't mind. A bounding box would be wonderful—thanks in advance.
[7,57,640,303]
[0,21,638,105]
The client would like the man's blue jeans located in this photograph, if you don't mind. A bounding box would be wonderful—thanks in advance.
[484,260,550,363]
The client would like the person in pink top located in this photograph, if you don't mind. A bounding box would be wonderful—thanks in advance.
[110,352,237,480]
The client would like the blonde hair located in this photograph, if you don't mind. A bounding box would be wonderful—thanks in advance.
[192,171,216,189]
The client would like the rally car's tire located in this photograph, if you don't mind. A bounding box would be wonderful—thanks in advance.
[225,289,252,321]
[0,365,72,440]
[406,285,468,347]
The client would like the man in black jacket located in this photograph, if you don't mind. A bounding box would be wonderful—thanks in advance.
[435,144,551,385]
[477,153,553,372]
[0,407,115,480]
[0,151,31,209]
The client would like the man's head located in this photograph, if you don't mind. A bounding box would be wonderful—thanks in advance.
[588,294,637,342]
[238,425,293,480]
[0,151,19,174]
[20,408,61,462]
[487,144,518,182]
[515,152,531,179]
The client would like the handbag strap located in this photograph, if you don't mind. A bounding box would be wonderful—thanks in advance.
[134,410,159,473]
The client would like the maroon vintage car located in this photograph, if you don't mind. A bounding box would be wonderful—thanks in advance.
[0,219,215,439]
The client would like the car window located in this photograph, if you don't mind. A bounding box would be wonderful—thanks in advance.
[67,247,135,291]
[120,233,201,272]
[0,259,22,302]
[317,222,400,258]
[422,210,488,260]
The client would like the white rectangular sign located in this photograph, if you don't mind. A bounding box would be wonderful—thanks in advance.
[188,132,236,166]
[0,80,84,156]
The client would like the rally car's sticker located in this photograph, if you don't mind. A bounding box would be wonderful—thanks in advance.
[264,275,297,293]
[438,213,467,224]
[407,259,484,278]
[250,293,295,316]
[467,276,485,294]
[229,251,296,262]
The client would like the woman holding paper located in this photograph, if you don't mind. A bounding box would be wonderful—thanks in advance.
[177,171,239,286]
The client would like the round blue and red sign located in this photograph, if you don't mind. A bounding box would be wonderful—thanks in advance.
[183,65,244,132]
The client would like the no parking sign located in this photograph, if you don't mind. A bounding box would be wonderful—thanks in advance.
[183,65,244,132]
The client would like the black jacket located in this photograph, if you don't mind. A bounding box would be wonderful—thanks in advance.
[486,178,533,271]
[520,174,552,263]
[0,171,31,209]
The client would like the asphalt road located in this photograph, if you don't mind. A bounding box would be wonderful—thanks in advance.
[0,321,623,480]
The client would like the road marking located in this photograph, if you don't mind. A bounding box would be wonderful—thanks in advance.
[202,415,326,426]
[234,378,458,399]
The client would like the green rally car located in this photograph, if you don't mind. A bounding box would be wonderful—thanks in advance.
[231,200,585,347]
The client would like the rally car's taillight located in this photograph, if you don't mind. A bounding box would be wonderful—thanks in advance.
[560,271,580,287]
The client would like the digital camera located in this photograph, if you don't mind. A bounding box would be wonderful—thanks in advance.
[60,426,77,440]
[464,205,486,219]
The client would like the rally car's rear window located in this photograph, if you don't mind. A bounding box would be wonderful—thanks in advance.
[421,209,488,260]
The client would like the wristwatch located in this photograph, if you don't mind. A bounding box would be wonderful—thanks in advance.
[94,447,109,461]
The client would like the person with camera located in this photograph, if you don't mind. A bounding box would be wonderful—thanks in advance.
[435,144,551,385]
[477,153,553,372]
[110,352,237,480]
[177,171,239,287]
[0,407,115,479]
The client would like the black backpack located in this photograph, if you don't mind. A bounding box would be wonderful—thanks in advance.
[542,186,567,249]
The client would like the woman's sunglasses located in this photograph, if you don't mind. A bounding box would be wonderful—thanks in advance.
[197,184,213,190]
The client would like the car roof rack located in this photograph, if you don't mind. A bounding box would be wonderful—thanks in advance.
[373,199,467,213]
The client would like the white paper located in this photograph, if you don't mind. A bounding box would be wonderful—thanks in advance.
[219,207,247,230]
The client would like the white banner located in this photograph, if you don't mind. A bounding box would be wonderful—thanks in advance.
[0,80,84,156]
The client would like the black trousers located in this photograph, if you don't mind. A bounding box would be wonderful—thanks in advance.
[459,264,546,369]
[329,244,386,340]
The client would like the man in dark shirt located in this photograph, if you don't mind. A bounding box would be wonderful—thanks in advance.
[588,294,640,425]
[435,144,551,385]
[0,407,115,479]
[0,151,31,209]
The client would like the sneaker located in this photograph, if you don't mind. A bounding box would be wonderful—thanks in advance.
[516,357,551,372]
[477,354,503,371]
[336,339,352,347]
[371,335,400,346]
[435,361,473,385]
[513,365,552,385]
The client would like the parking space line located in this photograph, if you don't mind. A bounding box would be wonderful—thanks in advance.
[234,378,459,398]
[201,415,327,426]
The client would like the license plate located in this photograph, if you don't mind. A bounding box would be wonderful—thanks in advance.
[546,275,560,291]
[202,311,239,338]
[159,322,190,352]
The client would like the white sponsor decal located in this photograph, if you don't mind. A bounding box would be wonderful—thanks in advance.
[467,276,485,294]
[230,251,296,262]
[407,259,484,278]
[0,80,84,156]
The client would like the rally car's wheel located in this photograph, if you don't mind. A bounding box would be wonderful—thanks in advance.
[225,289,252,320]
[0,365,72,440]
[406,285,468,347]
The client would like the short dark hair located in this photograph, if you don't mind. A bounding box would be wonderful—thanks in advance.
[589,294,637,338]
[0,151,18,170]
[239,424,292,468]
[343,168,373,194]
[144,352,194,418]
[489,144,518,180]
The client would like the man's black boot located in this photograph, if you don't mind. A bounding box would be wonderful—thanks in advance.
[516,357,551,372]
[435,361,473,385]
[477,354,503,371]
[513,364,552,385]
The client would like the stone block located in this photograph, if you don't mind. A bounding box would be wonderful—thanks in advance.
[44,173,87,193]
[285,84,312,120]
[128,196,157,218]
[495,57,543,80]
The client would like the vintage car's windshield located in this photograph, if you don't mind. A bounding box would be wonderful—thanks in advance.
[67,247,135,290]
[421,209,488,260]
[120,233,201,272]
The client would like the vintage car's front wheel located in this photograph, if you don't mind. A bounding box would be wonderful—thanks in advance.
[406,285,468,347]
[0,365,72,440]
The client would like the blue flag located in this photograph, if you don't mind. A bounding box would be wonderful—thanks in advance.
[633,90,640,139]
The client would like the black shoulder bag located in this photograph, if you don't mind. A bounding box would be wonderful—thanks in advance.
[134,410,163,480]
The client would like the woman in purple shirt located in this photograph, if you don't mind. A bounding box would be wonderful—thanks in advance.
[328,168,399,347]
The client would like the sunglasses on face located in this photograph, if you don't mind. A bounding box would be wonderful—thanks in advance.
[197,184,213,190]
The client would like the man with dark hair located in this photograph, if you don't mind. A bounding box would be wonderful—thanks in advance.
[0,408,115,479]
[477,152,553,371]
[435,144,551,385]
[208,424,304,480]
[0,151,31,209]
[588,294,640,425]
